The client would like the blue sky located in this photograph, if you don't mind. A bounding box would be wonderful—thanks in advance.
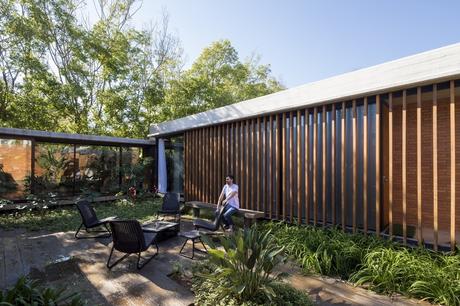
[110,0,460,88]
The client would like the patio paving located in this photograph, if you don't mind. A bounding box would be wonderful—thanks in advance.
[0,219,431,306]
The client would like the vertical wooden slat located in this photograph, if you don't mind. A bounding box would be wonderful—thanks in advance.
[352,100,357,233]
[234,123,238,201]
[433,85,438,250]
[276,115,280,219]
[246,120,250,209]
[402,90,407,244]
[332,104,336,225]
[322,105,327,227]
[313,107,318,226]
[264,117,268,216]
[268,116,273,218]
[376,95,381,237]
[204,127,211,202]
[297,110,302,224]
[450,80,456,251]
[282,113,287,220]
[250,119,255,210]
[185,132,189,201]
[290,112,294,222]
[389,93,393,239]
[257,117,261,212]
[210,127,214,202]
[341,102,346,230]
[239,122,244,208]
[417,87,422,245]
[193,130,197,200]
[363,98,368,234]
[198,129,202,200]
[305,109,310,224]
[218,125,222,197]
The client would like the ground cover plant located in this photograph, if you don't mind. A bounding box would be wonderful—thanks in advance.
[261,221,460,306]
[0,276,84,306]
[0,198,162,232]
[194,227,313,305]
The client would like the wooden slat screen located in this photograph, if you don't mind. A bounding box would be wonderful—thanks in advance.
[182,78,459,250]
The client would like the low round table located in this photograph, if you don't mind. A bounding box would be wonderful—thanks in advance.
[178,230,207,259]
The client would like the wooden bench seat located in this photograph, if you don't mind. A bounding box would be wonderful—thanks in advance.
[184,201,265,228]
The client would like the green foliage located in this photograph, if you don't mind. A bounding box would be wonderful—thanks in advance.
[262,221,460,306]
[162,40,284,121]
[0,1,283,137]
[198,227,287,303]
[261,221,391,279]
[350,248,460,305]
[0,276,84,305]
[0,198,161,232]
[193,267,312,306]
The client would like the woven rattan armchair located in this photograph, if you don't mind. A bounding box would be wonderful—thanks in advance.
[74,200,116,239]
[107,220,158,269]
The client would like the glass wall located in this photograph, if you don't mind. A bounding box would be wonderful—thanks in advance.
[75,146,120,195]
[0,139,32,199]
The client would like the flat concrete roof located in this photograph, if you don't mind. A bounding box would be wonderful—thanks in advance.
[0,127,154,146]
[149,42,460,137]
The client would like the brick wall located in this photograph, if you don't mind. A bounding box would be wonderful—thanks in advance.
[391,94,460,232]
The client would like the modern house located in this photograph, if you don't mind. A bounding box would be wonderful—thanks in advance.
[149,43,460,250]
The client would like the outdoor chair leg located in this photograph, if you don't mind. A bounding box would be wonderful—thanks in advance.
[179,238,207,260]
[75,224,111,239]
[74,223,83,239]
[136,243,159,269]
[106,245,131,269]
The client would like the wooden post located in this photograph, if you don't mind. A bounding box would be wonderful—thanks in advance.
[389,93,393,239]
[322,105,327,227]
[282,113,287,220]
[297,110,302,224]
[305,109,310,224]
[376,95,381,237]
[363,98,368,234]
[433,85,438,251]
[332,104,336,225]
[352,100,357,233]
[417,87,422,245]
[290,112,294,222]
[313,107,318,226]
[341,102,346,230]
[402,90,407,244]
[450,80,456,251]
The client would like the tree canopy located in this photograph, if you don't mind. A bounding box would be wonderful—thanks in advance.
[0,0,284,138]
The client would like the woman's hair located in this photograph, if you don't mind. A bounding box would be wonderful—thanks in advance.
[226,174,235,181]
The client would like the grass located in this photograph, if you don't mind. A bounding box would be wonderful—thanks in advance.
[0,198,162,232]
[261,221,460,306]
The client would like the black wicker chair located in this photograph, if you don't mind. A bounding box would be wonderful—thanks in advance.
[193,206,226,232]
[75,200,116,239]
[107,220,158,270]
[157,192,181,222]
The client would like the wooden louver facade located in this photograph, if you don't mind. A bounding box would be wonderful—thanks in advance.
[183,79,460,250]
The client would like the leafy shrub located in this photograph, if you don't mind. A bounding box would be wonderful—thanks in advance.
[261,221,391,279]
[261,221,460,306]
[351,248,460,305]
[193,277,312,306]
[0,276,84,305]
[200,227,286,302]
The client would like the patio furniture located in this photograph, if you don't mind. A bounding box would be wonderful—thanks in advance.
[107,220,158,270]
[74,200,117,239]
[193,206,226,232]
[178,230,207,259]
[186,201,265,228]
[157,192,181,222]
[142,220,180,242]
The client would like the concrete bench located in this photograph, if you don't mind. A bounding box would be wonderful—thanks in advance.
[184,201,265,228]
